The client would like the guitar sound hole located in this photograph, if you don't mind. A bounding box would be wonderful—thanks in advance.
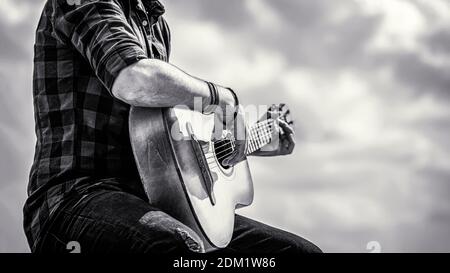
[213,139,234,169]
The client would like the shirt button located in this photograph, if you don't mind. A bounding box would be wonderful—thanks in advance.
[142,20,148,26]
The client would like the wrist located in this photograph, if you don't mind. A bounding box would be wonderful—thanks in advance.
[202,81,217,113]
[217,86,236,110]
[202,82,239,125]
[217,86,239,126]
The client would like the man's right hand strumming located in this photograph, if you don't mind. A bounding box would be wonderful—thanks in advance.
[209,85,248,167]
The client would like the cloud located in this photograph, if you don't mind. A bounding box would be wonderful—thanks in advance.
[164,0,450,252]
[0,0,42,252]
[0,25,27,61]
[360,0,427,51]
[0,0,35,25]
[426,28,450,56]
[0,0,42,62]
[1,0,450,252]
[386,52,450,98]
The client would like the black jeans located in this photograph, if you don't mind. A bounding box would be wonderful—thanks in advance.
[36,184,321,254]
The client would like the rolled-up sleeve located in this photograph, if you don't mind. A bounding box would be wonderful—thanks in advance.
[52,0,148,92]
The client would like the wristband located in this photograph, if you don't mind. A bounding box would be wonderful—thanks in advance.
[226,87,239,107]
[226,87,239,119]
[207,81,219,106]
[203,81,219,113]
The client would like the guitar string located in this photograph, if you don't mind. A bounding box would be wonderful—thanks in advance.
[210,119,272,145]
[212,130,274,162]
[209,130,270,154]
[205,116,281,166]
[249,126,274,153]
[202,120,275,164]
[245,123,274,154]
[210,119,272,150]
[210,120,273,151]
[207,126,275,158]
[249,122,273,151]
[211,125,272,152]
[204,129,275,169]
[199,113,280,167]
[206,127,274,159]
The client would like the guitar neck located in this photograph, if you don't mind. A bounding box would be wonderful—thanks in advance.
[246,119,274,155]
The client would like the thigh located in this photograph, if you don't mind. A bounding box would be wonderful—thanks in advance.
[220,215,322,254]
[37,189,204,253]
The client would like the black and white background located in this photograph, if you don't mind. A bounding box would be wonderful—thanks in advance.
[1,0,450,252]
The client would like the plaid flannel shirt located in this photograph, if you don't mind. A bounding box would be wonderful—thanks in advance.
[24,0,170,251]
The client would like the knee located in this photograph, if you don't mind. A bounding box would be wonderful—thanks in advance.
[290,237,323,254]
[138,211,205,253]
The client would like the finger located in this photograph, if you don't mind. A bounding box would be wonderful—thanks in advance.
[287,132,296,144]
[225,143,247,166]
[278,119,295,135]
[269,104,277,112]
[224,144,243,166]
[283,110,293,124]
[222,150,237,166]
[224,154,240,167]
[280,104,289,116]
[266,104,278,120]
[281,134,295,154]
[287,133,295,152]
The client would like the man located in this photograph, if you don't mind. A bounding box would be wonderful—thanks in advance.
[24,0,321,253]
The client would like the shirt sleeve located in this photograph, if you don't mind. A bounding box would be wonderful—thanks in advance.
[159,17,171,60]
[52,0,148,93]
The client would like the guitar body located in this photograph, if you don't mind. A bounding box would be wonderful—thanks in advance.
[129,107,254,252]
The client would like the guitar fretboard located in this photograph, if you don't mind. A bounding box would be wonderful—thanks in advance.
[213,119,276,162]
[246,119,275,155]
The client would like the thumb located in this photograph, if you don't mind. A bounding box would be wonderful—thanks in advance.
[222,158,231,167]
[222,153,236,167]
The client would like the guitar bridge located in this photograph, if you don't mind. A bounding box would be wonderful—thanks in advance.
[186,122,216,206]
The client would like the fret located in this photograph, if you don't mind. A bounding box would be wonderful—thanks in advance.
[260,121,268,140]
[264,123,272,144]
[247,125,257,155]
[260,123,272,146]
[254,124,262,150]
[252,126,259,152]
[259,124,268,145]
[245,119,275,155]
[255,124,262,149]
[249,132,256,153]
[259,124,267,145]
[248,127,256,154]
[250,126,257,151]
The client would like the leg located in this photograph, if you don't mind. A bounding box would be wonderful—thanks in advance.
[220,214,322,254]
[36,188,204,253]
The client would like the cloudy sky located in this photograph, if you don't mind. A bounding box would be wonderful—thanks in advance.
[1,0,450,252]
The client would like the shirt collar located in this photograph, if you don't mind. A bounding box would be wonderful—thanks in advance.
[137,0,165,23]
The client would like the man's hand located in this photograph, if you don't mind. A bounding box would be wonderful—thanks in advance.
[209,87,248,167]
[252,104,296,157]
[222,105,248,167]
[261,118,296,156]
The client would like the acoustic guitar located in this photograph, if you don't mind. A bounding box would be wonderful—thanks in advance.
[129,104,289,252]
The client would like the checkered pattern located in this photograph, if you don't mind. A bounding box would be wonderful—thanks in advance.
[24,0,170,251]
